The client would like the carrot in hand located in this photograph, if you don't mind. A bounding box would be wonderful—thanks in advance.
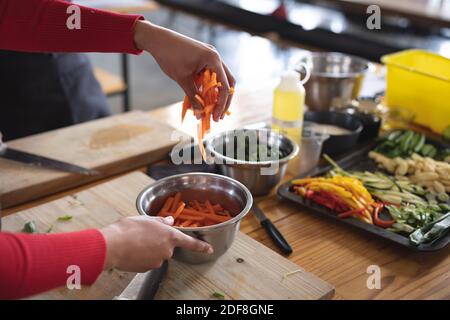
[181,69,235,160]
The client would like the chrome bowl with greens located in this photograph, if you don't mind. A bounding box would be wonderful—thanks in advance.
[205,129,299,196]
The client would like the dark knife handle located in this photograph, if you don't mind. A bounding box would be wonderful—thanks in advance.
[261,219,293,255]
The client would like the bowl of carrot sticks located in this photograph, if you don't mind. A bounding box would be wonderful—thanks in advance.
[136,173,253,264]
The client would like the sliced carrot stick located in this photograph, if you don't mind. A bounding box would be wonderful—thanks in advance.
[193,200,203,212]
[181,96,189,123]
[182,209,230,223]
[204,104,215,114]
[205,200,215,215]
[197,123,206,160]
[173,202,186,219]
[211,204,223,212]
[180,220,192,227]
[202,116,207,135]
[170,192,181,213]
[178,214,204,222]
[158,197,174,216]
[205,113,211,132]
[195,94,205,107]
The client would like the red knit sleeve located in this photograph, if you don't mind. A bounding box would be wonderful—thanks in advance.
[0,229,106,300]
[0,0,144,54]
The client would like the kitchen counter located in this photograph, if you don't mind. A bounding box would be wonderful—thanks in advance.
[3,87,450,299]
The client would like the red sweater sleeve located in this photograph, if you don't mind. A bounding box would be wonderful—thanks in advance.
[0,0,144,54]
[0,229,106,300]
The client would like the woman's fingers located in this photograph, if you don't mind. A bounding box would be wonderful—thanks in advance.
[145,215,174,226]
[213,63,230,122]
[172,230,214,254]
[220,63,236,119]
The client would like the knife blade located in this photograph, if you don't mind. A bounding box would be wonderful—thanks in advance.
[0,144,98,176]
[135,261,168,300]
[252,203,293,255]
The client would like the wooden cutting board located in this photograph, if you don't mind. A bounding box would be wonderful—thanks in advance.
[1,171,334,300]
[0,111,188,209]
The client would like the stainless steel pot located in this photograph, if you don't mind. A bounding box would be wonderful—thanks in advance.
[297,52,369,111]
[136,173,253,264]
[205,129,299,196]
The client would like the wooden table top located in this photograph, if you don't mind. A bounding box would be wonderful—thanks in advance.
[3,87,449,300]
[316,0,450,29]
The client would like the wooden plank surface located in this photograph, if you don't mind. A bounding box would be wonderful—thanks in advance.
[94,68,127,96]
[122,232,334,300]
[2,171,334,300]
[148,88,450,300]
[0,111,188,209]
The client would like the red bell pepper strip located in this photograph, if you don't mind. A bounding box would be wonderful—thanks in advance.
[306,190,315,198]
[317,191,348,208]
[373,205,395,228]
[338,208,365,219]
[310,194,336,210]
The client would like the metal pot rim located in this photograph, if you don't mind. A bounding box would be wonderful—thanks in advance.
[297,51,370,79]
[136,172,253,232]
[204,129,300,167]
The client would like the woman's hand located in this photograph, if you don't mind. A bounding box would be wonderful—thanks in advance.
[100,216,213,272]
[133,20,235,121]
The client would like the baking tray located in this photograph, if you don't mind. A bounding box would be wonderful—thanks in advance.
[277,143,450,252]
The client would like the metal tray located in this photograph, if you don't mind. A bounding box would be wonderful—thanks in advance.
[277,143,450,252]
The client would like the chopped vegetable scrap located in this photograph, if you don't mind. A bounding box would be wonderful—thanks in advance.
[282,269,302,279]
[155,192,232,227]
[57,215,73,221]
[181,69,234,159]
[211,291,226,300]
[22,221,37,234]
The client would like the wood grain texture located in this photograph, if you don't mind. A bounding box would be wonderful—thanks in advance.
[116,231,334,300]
[0,111,188,208]
[2,171,334,300]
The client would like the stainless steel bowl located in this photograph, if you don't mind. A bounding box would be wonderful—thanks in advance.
[136,173,253,264]
[296,52,369,111]
[205,129,299,196]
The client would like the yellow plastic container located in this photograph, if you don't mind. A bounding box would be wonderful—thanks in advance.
[381,49,450,134]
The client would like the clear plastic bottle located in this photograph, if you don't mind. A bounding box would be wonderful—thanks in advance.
[272,67,310,143]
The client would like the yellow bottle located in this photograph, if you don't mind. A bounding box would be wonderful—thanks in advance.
[272,69,309,143]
